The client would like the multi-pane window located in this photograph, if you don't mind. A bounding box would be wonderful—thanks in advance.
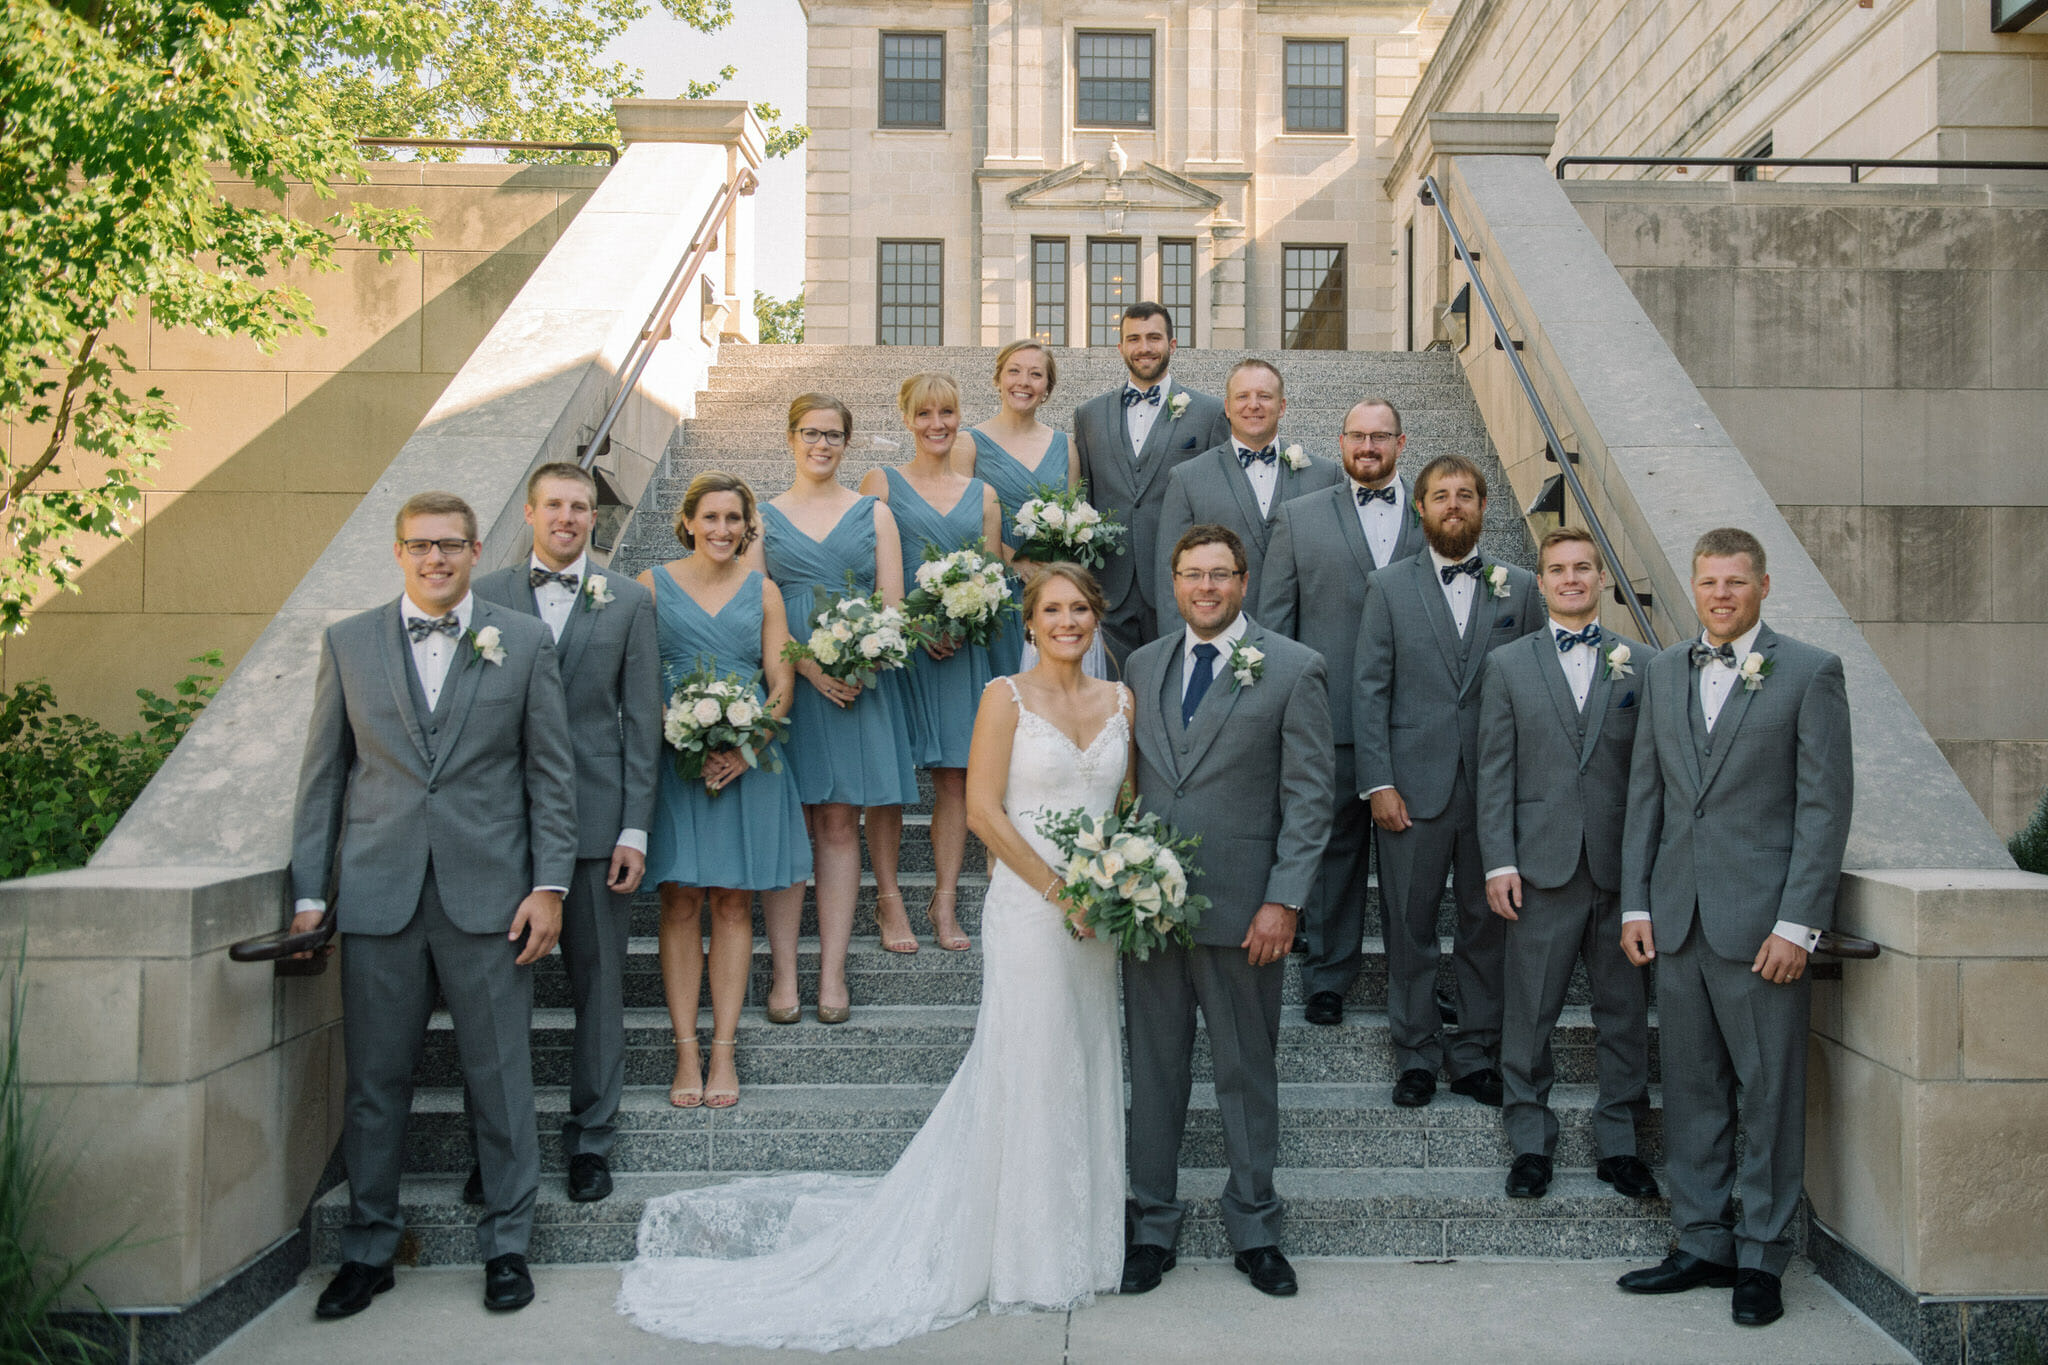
[1282,245,1345,349]
[1284,41,1347,133]
[1076,32,1153,127]
[878,241,942,345]
[1087,239,1140,347]
[1159,239,1195,347]
[1031,238,1069,347]
[880,33,945,128]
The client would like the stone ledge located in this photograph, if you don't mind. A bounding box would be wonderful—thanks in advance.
[1840,868,2048,959]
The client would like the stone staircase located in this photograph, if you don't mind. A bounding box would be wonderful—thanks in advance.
[313,345,1671,1267]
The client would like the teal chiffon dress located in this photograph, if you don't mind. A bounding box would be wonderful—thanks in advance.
[968,428,1069,677]
[885,466,997,770]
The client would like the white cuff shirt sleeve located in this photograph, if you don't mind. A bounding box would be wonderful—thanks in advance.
[535,885,569,897]
[293,898,326,915]
[1622,910,1650,924]
[614,828,648,855]
[1363,784,1395,799]
[1771,920,1820,952]
[1484,866,1518,881]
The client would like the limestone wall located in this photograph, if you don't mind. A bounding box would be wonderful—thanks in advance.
[1,162,605,727]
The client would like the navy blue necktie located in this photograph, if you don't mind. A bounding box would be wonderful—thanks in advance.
[1556,623,1602,654]
[1356,484,1397,506]
[1237,445,1276,468]
[1122,384,1162,409]
[406,613,461,642]
[1690,641,1738,669]
[1182,643,1219,726]
[1439,556,1483,584]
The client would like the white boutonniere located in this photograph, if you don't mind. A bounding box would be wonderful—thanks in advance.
[1486,564,1511,599]
[1739,652,1773,691]
[468,624,506,667]
[1281,442,1311,471]
[583,573,614,610]
[1603,642,1633,681]
[1168,391,1190,420]
[1227,639,1265,690]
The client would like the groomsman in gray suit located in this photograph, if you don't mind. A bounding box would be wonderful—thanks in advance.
[1616,527,1852,1328]
[1154,358,1343,638]
[1476,528,1655,1202]
[1070,301,1231,664]
[1260,398,1426,1025]
[290,491,577,1317]
[1354,455,1542,1110]
[468,462,661,1205]
[1121,525,1334,1300]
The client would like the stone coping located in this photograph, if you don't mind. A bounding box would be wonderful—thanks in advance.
[1562,178,2048,209]
[1841,868,2048,959]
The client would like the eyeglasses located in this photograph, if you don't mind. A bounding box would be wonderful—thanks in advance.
[796,428,848,448]
[1173,569,1242,586]
[401,538,475,557]
[1341,430,1402,445]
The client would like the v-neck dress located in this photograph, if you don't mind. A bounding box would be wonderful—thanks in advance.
[968,428,1068,676]
[885,466,997,769]
[760,498,920,807]
[646,570,812,891]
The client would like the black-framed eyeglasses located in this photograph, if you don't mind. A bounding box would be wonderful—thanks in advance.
[797,428,848,448]
[401,538,475,557]
[1341,430,1402,445]
[1172,569,1242,586]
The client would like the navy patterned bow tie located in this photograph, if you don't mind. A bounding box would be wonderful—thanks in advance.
[1557,623,1603,654]
[1439,556,1483,584]
[1355,484,1397,506]
[406,613,461,642]
[1238,445,1277,467]
[1690,641,1739,669]
[1122,384,1162,409]
[530,567,579,591]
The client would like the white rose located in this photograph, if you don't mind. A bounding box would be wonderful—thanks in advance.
[1154,848,1182,881]
[1132,880,1164,912]
[1087,858,1116,890]
[915,561,944,590]
[1073,504,1101,526]
[1039,504,1066,530]
[1098,850,1127,879]
[1076,826,1107,853]
[725,699,761,727]
[690,697,723,727]
[830,621,854,643]
[1067,853,1092,882]
[859,634,885,659]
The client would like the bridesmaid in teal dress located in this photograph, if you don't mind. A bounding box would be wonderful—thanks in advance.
[860,372,1003,953]
[749,392,921,1022]
[638,471,809,1111]
[956,339,1078,677]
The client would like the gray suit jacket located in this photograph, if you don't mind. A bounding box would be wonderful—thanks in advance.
[1476,628,1646,891]
[1071,380,1230,634]
[291,598,578,935]
[1257,480,1427,744]
[1154,440,1344,637]
[474,564,661,860]
[1353,552,1544,821]
[1127,619,1336,946]
[1619,624,1853,959]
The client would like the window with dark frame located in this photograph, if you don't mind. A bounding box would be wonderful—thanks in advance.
[1087,239,1139,347]
[1159,239,1196,347]
[1031,238,1069,347]
[880,33,945,128]
[1734,134,1773,182]
[878,240,943,346]
[1076,32,1154,127]
[1284,40,1347,133]
[1282,245,1346,350]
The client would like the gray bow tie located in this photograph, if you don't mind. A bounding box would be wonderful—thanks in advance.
[406,613,461,642]
[1690,641,1738,669]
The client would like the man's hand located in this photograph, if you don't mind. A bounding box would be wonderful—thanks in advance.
[510,890,563,965]
[1242,903,1297,967]
[1620,919,1656,967]
[288,908,334,960]
[608,844,646,894]
[1486,872,1522,922]
[1752,934,1809,985]
[1368,788,1411,833]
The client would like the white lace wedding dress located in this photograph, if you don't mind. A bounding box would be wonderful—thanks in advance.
[616,680,1128,1352]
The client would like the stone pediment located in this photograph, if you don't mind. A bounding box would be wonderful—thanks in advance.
[1005,158,1223,215]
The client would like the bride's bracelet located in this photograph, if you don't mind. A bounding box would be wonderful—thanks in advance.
[1040,872,1064,901]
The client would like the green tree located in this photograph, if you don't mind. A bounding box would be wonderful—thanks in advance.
[2012,784,2048,876]
[754,290,804,344]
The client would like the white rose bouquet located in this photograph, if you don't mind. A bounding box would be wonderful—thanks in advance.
[1035,798,1210,960]
[1011,484,1127,570]
[901,540,1015,648]
[661,662,787,795]
[780,578,918,689]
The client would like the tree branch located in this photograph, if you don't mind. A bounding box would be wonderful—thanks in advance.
[8,330,101,507]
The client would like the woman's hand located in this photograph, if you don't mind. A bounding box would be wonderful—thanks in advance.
[799,658,862,707]
[703,747,750,791]
[923,631,959,662]
[1046,884,1094,939]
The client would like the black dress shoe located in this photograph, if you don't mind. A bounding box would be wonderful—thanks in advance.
[1303,991,1344,1026]
[1391,1068,1437,1108]
[462,1163,484,1206]
[483,1253,535,1311]
[1732,1269,1784,1326]
[1596,1154,1661,1199]
[566,1153,613,1203]
[1505,1153,1552,1199]
[1617,1251,1741,1295]
[315,1261,394,1319]
[1448,1067,1504,1107]
[1119,1243,1176,1294]
[1233,1245,1298,1297]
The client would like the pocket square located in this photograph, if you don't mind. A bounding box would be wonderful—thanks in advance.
[1619,691,1637,709]
[1496,616,1515,629]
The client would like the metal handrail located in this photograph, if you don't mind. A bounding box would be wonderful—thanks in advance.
[1417,174,1660,648]
[357,136,620,164]
[579,169,759,473]
[1555,154,2048,183]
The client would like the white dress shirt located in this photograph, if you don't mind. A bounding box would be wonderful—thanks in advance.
[1125,374,1170,459]
[1352,475,1405,567]
[1180,611,1249,702]
[1427,545,1479,635]
[1484,620,1602,882]
[1232,439,1281,518]
[529,551,587,644]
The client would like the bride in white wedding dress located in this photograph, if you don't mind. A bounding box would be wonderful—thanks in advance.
[618,564,1132,1352]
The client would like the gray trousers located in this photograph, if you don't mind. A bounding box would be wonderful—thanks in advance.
[341,874,538,1265]
[1100,598,1150,673]
[1124,939,1285,1253]
[1657,926,1811,1276]
[1372,767,1502,1079]
[1500,853,1650,1160]
[1301,745,1371,998]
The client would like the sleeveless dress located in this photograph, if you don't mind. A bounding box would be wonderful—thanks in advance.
[645,570,812,891]
[886,466,998,768]
[617,681,1129,1352]
[760,498,920,808]
[968,428,1068,676]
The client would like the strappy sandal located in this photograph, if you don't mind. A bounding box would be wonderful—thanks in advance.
[928,889,970,951]
[669,1035,703,1109]
[703,1038,740,1109]
[875,889,918,954]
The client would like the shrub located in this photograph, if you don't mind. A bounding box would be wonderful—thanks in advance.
[2013,783,2048,877]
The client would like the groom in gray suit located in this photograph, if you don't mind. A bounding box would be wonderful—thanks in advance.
[1121,525,1334,1300]
[1260,398,1425,1024]
[1154,358,1342,638]
[290,490,577,1318]
[1616,527,1852,1328]
[1071,302,1230,665]
[468,462,661,1205]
